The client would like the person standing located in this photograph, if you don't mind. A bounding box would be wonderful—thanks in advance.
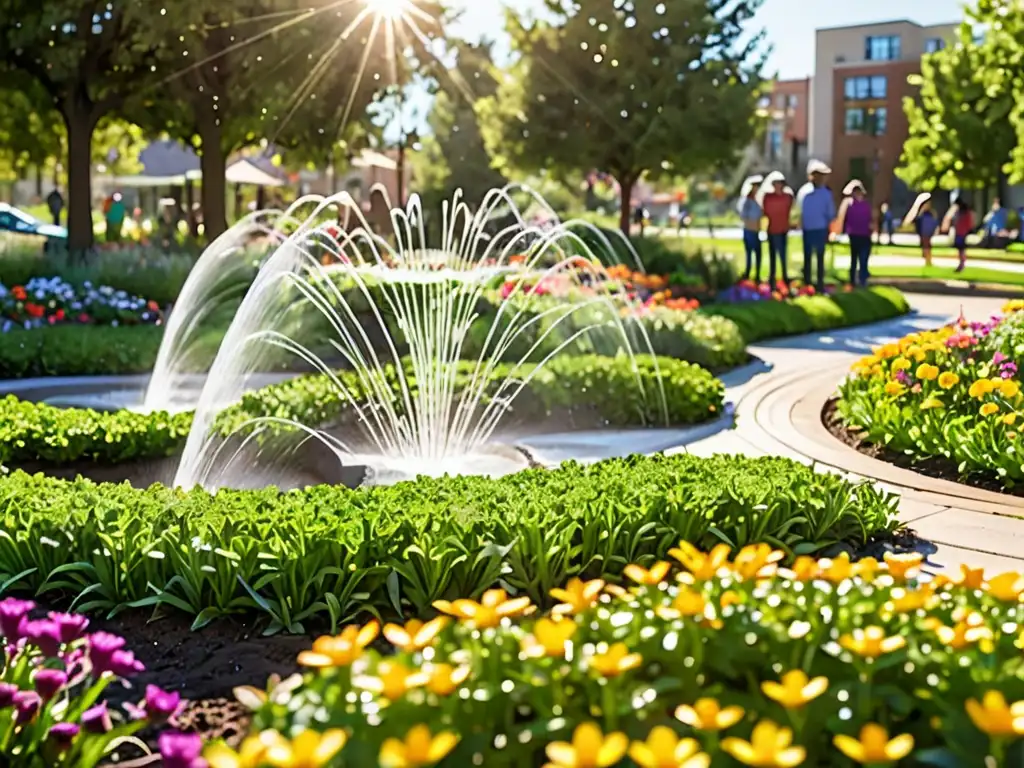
[943,199,975,273]
[737,175,764,282]
[46,188,64,226]
[904,193,937,267]
[105,192,126,243]
[761,171,793,286]
[838,180,873,287]
[797,160,836,291]
[879,201,894,245]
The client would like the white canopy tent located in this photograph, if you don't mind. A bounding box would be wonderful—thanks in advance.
[225,158,286,187]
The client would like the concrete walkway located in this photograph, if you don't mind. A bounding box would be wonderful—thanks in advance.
[680,293,1024,575]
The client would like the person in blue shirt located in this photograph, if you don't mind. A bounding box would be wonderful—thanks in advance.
[797,160,837,291]
[737,175,764,282]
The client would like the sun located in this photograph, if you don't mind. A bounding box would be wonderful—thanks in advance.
[365,0,412,20]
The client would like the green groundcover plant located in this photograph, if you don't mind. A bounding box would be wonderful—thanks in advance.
[204,547,1024,767]
[0,454,898,633]
[0,355,722,467]
[837,301,1024,487]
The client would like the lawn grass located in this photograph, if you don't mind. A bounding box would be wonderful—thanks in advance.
[846,264,1024,287]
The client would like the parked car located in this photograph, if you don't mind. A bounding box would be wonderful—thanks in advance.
[0,203,68,240]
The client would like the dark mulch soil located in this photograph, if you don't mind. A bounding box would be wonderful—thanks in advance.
[823,397,1024,498]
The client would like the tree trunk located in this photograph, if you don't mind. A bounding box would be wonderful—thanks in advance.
[198,118,227,241]
[34,166,43,198]
[618,174,635,237]
[64,108,96,255]
[184,179,198,239]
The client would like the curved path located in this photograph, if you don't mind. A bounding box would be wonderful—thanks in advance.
[681,293,1024,575]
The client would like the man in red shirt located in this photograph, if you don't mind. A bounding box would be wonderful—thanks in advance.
[760,171,794,286]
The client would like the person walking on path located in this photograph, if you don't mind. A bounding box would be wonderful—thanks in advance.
[904,192,937,267]
[104,192,126,244]
[879,201,895,245]
[761,171,793,286]
[46,188,64,226]
[738,175,764,282]
[943,199,975,273]
[838,180,873,287]
[797,159,836,292]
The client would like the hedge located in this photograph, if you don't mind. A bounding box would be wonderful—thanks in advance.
[0,325,165,378]
[0,354,723,467]
[0,453,899,632]
[226,550,1024,767]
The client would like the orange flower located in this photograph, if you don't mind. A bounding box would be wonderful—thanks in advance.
[383,617,449,652]
[297,621,379,668]
[433,589,533,629]
[668,542,731,581]
[624,562,671,586]
[589,643,642,677]
[884,552,923,581]
[550,578,605,615]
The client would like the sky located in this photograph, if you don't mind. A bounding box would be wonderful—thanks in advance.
[447,0,968,79]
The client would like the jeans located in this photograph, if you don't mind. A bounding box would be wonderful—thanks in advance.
[767,233,789,284]
[802,229,828,289]
[742,230,762,281]
[848,234,871,287]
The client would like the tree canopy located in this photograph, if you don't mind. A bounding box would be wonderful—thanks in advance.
[478,0,766,233]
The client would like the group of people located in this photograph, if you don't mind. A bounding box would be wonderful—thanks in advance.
[737,160,978,290]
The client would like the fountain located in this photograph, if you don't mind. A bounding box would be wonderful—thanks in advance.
[171,185,665,490]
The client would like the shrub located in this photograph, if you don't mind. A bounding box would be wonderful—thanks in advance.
[0,325,164,378]
[702,286,910,344]
[214,548,1024,767]
[0,454,898,631]
[837,304,1024,486]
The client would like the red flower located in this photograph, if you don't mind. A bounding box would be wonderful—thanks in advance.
[11,286,26,301]
[147,301,159,311]
[54,309,65,321]
[24,303,44,319]
[78,313,91,323]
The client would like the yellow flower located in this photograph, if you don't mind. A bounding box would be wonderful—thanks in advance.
[981,402,1001,417]
[627,726,710,768]
[624,561,671,586]
[523,617,577,658]
[379,725,459,768]
[920,396,944,410]
[965,691,1024,737]
[781,557,819,581]
[297,622,379,668]
[887,585,935,613]
[969,379,996,399]
[550,578,605,615]
[986,571,1024,601]
[951,564,985,589]
[820,552,853,584]
[544,723,628,768]
[354,661,429,701]
[425,663,471,696]
[657,588,708,620]
[884,552,923,581]
[852,557,881,581]
[433,589,533,629]
[891,357,911,372]
[732,544,784,580]
[916,363,939,381]
[839,626,906,659]
[761,670,828,709]
[934,612,993,651]
[264,729,348,768]
[675,698,745,731]
[589,643,642,677]
[206,732,284,768]
[1003,413,1018,426]
[833,724,914,764]
[668,542,732,581]
[720,720,806,767]
[382,617,449,652]
[938,371,959,389]
[1001,379,1021,398]
[883,381,905,397]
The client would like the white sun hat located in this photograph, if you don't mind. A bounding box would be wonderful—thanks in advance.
[843,179,866,196]
[807,159,832,175]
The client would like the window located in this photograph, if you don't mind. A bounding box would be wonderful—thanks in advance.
[844,76,887,100]
[768,125,783,160]
[787,94,799,109]
[865,35,901,61]
[776,93,786,108]
[872,107,888,135]
[845,107,887,135]
[925,37,945,53]
[845,108,865,134]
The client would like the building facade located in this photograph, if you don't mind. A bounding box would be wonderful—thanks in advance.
[752,77,810,180]
[809,19,957,211]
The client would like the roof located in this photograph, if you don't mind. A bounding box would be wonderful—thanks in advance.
[225,159,286,187]
[816,18,958,33]
[138,140,201,177]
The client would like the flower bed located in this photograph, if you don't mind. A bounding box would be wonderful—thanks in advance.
[206,547,1024,767]
[0,354,722,467]
[837,302,1024,488]
[0,454,898,631]
[0,278,164,332]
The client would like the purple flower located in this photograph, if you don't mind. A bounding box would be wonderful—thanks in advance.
[22,619,63,657]
[81,702,112,734]
[33,668,68,702]
[128,684,183,722]
[894,369,910,385]
[993,351,1007,366]
[0,598,34,641]
[48,722,80,747]
[14,690,41,724]
[158,731,208,768]
[87,632,125,676]
[0,682,18,709]
[109,649,145,677]
[48,612,89,645]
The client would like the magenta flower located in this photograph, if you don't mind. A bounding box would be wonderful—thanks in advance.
[48,612,90,644]
[87,632,126,676]
[14,690,41,724]
[158,731,208,768]
[81,701,112,734]
[22,619,62,657]
[144,685,183,721]
[993,351,1007,366]
[0,682,18,708]
[48,722,80,747]
[109,649,145,677]
[0,598,34,641]
[33,668,68,702]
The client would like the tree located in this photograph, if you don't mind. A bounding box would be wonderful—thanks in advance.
[898,7,1017,192]
[0,69,64,191]
[0,1,166,251]
[477,0,766,235]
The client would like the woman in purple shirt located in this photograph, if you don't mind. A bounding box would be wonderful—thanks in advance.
[838,180,873,287]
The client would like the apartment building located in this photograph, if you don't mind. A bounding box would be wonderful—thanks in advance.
[808,19,957,210]
[752,77,810,179]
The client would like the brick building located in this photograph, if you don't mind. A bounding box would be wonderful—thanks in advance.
[752,77,810,180]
